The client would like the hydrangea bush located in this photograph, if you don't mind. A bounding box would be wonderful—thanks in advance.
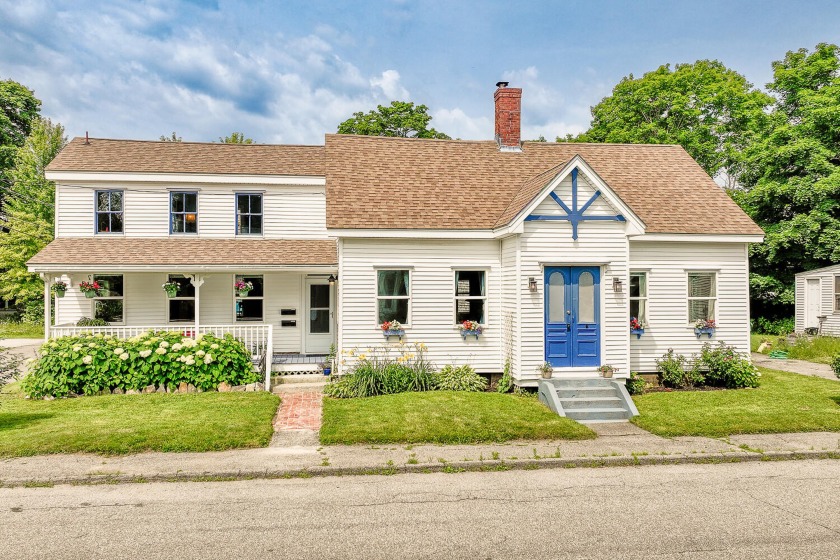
[22,330,258,398]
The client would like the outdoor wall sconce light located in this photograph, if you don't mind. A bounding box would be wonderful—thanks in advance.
[612,277,623,293]
[328,274,337,286]
[528,277,537,292]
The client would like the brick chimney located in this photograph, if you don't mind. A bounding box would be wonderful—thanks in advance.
[494,81,522,151]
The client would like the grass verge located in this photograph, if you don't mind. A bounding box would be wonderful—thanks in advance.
[632,367,840,437]
[320,391,596,445]
[0,387,280,457]
[0,322,44,339]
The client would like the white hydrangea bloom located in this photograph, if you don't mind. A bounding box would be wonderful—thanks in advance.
[155,347,167,355]
[119,353,129,361]
[210,343,219,350]
[160,341,169,348]
[114,348,124,355]
[82,355,93,365]
[204,354,214,364]
[88,342,96,348]
[72,345,82,352]
[139,349,152,358]
[196,350,206,357]
[172,343,183,351]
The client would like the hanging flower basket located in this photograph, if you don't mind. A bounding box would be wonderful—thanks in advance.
[694,319,716,339]
[52,281,68,299]
[162,281,180,298]
[234,280,254,297]
[79,280,102,299]
[630,317,644,339]
[459,320,483,340]
[380,320,405,340]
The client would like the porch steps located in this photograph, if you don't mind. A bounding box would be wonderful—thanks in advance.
[538,378,638,423]
[271,374,328,395]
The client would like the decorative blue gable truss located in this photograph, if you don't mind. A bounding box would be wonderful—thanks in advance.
[525,168,625,240]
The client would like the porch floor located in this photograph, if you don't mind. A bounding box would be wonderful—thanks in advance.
[272,353,327,365]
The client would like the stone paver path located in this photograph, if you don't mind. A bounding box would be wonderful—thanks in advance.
[752,352,836,381]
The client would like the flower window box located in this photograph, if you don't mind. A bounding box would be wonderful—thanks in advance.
[380,320,405,341]
[459,320,482,340]
[693,319,716,339]
[630,317,644,339]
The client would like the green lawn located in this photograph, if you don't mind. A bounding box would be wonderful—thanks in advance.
[320,391,596,445]
[751,333,840,364]
[631,368,840,437]
[0,322,44,339]
[0,386,280,457]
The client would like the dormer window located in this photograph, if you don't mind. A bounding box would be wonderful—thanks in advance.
[170,192,198,234]
[95,190,123,234]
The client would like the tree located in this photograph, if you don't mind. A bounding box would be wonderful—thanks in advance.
[571,61,771,183]
[337,101,450,139]
[159,132,182,142]
[1,79,41,203]
[219,132,254,144]
[0,118,66,307]
[733,43,840,319]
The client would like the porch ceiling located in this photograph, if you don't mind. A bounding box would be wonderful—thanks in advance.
[27,238,337,271]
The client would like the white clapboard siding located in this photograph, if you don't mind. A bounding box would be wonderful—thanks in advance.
[794,275,807,333]
[500,235,519,375]
[53,272,311,352]
[518,220,630,383]
[55,182,327,238]
[628,241,751,372]
[338,238,503,372]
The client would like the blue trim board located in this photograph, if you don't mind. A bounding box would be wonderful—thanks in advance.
[526,166,625,240]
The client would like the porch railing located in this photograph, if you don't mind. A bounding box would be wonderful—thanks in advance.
[49,324,274,390]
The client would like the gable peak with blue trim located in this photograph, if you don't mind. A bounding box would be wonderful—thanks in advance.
[525,165,626,239]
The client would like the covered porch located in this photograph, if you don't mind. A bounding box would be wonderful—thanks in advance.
[28,237,339,390]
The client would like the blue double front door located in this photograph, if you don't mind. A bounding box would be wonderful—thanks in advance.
[544,266,601,368]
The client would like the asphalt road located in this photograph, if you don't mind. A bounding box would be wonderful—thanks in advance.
[3,460,840,559]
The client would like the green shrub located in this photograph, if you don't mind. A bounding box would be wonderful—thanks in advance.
[753,316,795,336]
[496,359,513,393]
[21,330,258,398]
[699,342,760,388]
[22,299,44,325]
[76,317,108,327]
[324,343,434,398]
[656,349,703,389]
[434,365,488,392]
[830,354,840,379]
[626,372,647,395]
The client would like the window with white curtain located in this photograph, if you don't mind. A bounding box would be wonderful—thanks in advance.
[376,269,410,325]
[687,272,716,323]
[630,272,648,325]
[454,270,486,324]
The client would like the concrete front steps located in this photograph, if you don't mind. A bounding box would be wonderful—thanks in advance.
[538,378,638,423]
[271,374,328,394]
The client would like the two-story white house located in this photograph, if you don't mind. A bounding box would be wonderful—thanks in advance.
[28,83,764,389]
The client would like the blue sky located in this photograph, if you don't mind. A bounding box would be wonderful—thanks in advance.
[2,0,839,144]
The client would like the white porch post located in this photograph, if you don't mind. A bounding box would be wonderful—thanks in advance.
[190,274,204,339]
[40,273,51,341]
[265,324,273,391]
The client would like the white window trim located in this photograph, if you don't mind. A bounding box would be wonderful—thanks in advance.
[166,274,196,324]
[234,274,265,323]
[629,271,648,326]
[453,269,488,327]
[375,268,412,328]
[91,274,125,325]
[686,271,717,325]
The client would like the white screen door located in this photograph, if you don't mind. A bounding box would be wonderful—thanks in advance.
[806,278,821,329]
[305,278,334,353]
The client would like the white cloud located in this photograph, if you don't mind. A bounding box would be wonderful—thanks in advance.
[432,107,491,140]
[370,70,410,100]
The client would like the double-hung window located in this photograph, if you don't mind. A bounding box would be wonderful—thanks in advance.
[92,274,124,324]
[95,190,123,233]
[835,276,840,312]
[235,275,264,322]
[687,272,716,323]
[167,275,195,323]
[629,272,648,325]
[170,192,198,234]
[376,269,410,325]
[236,194,263,235]
[454,270,486,324]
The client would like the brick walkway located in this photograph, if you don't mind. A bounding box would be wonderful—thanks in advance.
[273,392,323,431]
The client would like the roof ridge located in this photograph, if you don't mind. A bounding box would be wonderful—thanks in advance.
[71,137,326,148]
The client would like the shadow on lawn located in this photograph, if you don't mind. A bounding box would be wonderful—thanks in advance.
[0,412,55,431]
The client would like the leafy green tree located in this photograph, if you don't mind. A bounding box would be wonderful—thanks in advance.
[0,118,66,306]
[337,101,450,139]
[159,132,182,142]
[571,61,771,183]
[734,43,840,318]
[219,132,254,144]
[1,79,41,195]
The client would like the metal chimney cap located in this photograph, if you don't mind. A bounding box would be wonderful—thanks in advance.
[495,81,509,88]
